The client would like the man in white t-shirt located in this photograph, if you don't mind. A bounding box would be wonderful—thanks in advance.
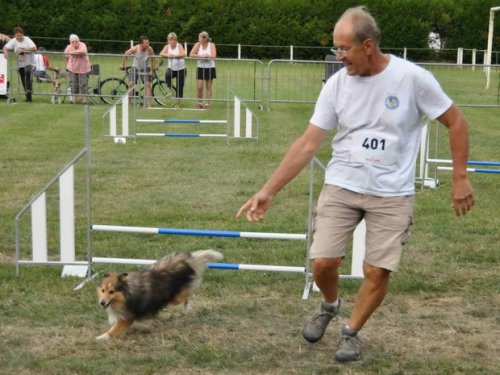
[236,6,474,363]
[2,27,37,102]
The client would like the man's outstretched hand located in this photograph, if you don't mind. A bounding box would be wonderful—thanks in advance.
[236,191,274,222]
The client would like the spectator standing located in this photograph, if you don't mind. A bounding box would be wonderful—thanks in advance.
[189,31,216,109]
[120,36,155,107]
[160,32,187,108]
[64,34,91,104]
[0,32,11,48]
[2,27,37,102]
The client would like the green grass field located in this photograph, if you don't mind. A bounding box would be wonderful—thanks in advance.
[0,88,499,374]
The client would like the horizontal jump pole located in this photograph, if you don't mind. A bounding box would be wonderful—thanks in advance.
[136,133,227,138]
[207,263,305,273]
[91,257,305,273]
[427,158,500,167]
[437,166,500,174]
[136,119,227,124]
[91,224,307,240]
[17,260,89,266]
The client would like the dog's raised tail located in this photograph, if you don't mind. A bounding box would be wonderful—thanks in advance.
[191,249,223,265]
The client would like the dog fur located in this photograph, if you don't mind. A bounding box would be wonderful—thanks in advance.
[96,249,223,340]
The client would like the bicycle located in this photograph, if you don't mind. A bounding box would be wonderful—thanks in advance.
[99,60,176,106]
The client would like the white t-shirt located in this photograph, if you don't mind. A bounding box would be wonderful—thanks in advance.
[197,43,215,69]
[310,55,452,197]
[34,53,45,71]
[166,43,186,71]
[4,36,36,68]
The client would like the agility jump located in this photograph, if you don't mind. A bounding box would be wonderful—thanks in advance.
[103,94,258,142]
[15,146,365,298]
[417,121,500,188]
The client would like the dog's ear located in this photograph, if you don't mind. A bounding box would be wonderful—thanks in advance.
[103,272,110,278]
[116,272,128,288]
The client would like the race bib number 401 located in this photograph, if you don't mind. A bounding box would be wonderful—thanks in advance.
[350,133,398,166]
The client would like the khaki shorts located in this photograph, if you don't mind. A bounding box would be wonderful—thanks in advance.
[310,185,414,272]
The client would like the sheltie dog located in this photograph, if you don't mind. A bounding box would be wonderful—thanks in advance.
[96,249,223,340]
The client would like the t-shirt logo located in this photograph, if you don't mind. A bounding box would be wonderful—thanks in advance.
[385,95,399,109]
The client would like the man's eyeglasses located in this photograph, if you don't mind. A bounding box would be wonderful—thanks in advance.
[330,44,358,57]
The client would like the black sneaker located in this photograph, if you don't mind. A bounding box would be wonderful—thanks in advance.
[302,300,341,343]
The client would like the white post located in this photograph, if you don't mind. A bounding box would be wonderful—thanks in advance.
[351,220,366,278]
[238,44,241,60]
[419,123,429,183]
[110,106,117,136]
[486,6,500,89]
[290,45,294,61]
[403,47,407,60]
[59,166,75,262]
[234,97,241,138]
[122,95,129,137]
[0,54,7,96]
[31,193,47,262]
[472,49,476,71]
[245,108,252,138]
[130,40,134,48]
[457,48,463,65]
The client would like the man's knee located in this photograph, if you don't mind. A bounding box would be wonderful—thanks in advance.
[312,258,342,275]
[363,262,391,283]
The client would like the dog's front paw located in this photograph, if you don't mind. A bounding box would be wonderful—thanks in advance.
[96,333,111,340]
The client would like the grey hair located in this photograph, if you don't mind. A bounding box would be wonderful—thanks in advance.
[167,32,177,40]
[69,34,80,42]
[199,31,211,42]
[339,6,381,45]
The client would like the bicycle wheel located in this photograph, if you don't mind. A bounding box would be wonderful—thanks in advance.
[99,78,128,104]
[152,80,174,106]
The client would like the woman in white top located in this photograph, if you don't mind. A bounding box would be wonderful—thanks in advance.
[160,32,187,107]
[2,27,37,102]
[189,31,217,109]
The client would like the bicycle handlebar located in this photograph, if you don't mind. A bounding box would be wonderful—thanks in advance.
[120,60,165,77]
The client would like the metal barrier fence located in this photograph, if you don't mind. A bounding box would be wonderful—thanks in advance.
[14,34,500,63]
[420,63,500,107]
[4,52,264,106]
[3,51,500,108]
[266,59,500,109]
[267,59,329,108]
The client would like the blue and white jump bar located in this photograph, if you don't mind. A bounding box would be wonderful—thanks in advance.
[91,224,307,240]
[437,166,500,174]
[427,158,500,167]
[135,133,227,138]
[91,256,305,273]
[136,119,227,124]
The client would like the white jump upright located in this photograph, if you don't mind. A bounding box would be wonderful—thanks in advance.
[15,148,90,277]
[102,93,129,143]
[351,220,366,278]
[233,96,254,138]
